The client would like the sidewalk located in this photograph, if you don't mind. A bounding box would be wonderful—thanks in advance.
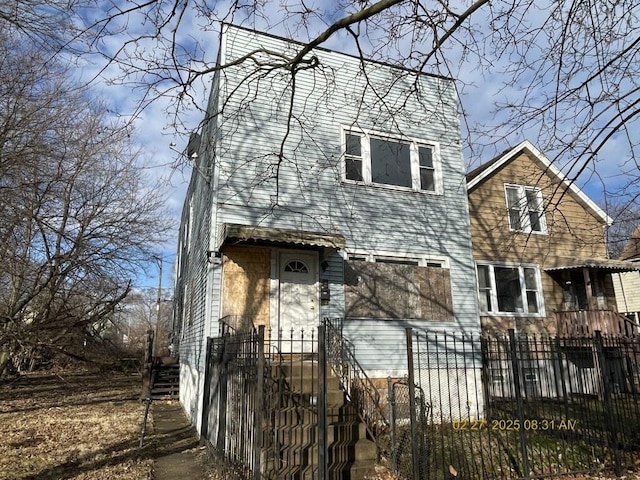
[151,401,209,480]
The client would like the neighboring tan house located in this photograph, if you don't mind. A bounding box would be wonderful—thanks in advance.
[467,140,640,336]
[173,24,480,431]
[613,227,640,322]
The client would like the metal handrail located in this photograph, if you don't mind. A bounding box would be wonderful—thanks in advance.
[324,317,390,442]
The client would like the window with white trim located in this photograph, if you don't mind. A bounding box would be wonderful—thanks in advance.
[343,128,439,192]
[505,184,546,233]
[476,263,543,315]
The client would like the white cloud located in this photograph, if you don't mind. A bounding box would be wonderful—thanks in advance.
[78,1,640,287]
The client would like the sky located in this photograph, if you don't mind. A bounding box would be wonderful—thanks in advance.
[82,1,639,292]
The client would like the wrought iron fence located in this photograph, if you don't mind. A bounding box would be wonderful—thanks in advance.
[202,325,323,480]
[201,322,640,479]
[396,328,640,480]
[324,318,389,444]
[387,377,430,479]
[201,328,265,478]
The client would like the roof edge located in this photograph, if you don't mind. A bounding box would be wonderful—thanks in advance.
[467,140,612,226]
[219,22,455,83]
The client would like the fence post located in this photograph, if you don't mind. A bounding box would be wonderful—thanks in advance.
[318,323,327,480]
[405,328,420,480]
[508,329,529,479]
[388,376,397,472]
[553,336,571,422]
[200,337,214,443]
[594,330,622,476]
[480,336,493,418]
[253,326,265,480]
[216,334,228,453]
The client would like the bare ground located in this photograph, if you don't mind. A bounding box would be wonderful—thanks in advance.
[1,370,153,480]
[1,370,639,480]
[0,369,248,480]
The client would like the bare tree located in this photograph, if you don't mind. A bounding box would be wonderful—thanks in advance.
[0,34,170,375]
[115,288,173,355]
[605,198,640,259]
[3,0,638,197]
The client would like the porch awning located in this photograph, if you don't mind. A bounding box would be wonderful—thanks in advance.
[544,258,640,274]
[217,223,346,250]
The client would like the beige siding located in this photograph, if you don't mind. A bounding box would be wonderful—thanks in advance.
[469,152,607,262]
[614,271,640,313]
[469,151,610,334]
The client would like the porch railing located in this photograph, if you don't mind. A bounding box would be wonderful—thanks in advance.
[556,309,639,336]
[324,317,389,444]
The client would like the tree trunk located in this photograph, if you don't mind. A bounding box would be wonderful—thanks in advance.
[0,347,12,378]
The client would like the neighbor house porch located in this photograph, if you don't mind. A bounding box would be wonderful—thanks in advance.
[546,259,640,337]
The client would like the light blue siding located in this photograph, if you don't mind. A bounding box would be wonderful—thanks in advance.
[174,24,480,389]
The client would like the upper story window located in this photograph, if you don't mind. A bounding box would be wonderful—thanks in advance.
[505,184,546,234]
[343,128,440,193]
[476,263,544,316]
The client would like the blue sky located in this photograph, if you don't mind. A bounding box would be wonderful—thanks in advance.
[82,1,638,291]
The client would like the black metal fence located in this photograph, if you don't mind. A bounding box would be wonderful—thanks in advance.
[200,321,640,480]
[393,329,640,480]
[201,325,325,480]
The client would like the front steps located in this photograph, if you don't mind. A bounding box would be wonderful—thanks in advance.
[150,363,180,399]
[264,360,377,480]
[141,358,180,401]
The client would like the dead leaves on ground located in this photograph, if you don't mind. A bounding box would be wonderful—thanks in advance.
[0,372,153,480]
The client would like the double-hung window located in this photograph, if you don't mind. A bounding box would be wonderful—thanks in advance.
[476,263,543,315]
[505,184,546,233]
[343,128,439,193]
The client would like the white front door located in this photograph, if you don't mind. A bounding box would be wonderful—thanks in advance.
[277,251,318,350]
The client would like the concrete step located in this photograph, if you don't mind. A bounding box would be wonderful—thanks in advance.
[272,424,318,447]
[263,357,378,480]
[326,439,377,480]
[275,443,319,468]
[267,421,370,451]
[326,421,367,445]
[266,463,318,480]
[271,407,317,427]
[343,461,376,480]
[275,389,344,409]
[274,372,342,395]
[330,438,377,464]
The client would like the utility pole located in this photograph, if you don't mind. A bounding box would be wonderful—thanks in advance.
[153,256,163,358]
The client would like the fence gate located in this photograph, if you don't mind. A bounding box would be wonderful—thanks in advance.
[199,324,380,480]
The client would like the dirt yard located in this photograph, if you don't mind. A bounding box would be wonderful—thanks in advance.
[1,370,638,480]
[0,371,153,480]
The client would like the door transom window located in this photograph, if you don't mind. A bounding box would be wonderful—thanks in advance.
[284,260,309,273]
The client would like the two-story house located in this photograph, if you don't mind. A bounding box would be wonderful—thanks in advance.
[173,24,480,429]
[467,141,640,336]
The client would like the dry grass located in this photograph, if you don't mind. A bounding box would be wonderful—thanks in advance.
[0,371,153,480]
[5,371,636,480]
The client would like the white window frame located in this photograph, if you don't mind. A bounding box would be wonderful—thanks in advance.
[342,249,450,268]
[504,184,547,234]
[341,127,442,194]
[476,262,545,316]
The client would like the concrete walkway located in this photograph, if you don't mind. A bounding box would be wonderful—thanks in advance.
[151,401,209,480]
